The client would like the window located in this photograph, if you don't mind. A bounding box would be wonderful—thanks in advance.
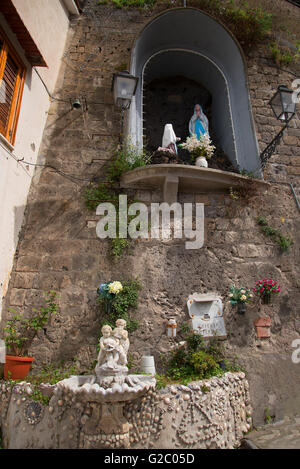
[0,27,25,145]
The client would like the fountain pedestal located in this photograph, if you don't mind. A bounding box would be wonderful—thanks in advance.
[56,320,156,448]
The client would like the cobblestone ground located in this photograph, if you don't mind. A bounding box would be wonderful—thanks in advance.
[243,415,300,449]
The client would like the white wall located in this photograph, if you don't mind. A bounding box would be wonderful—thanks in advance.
[0,1,72,319]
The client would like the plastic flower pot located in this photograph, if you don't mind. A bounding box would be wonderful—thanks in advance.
[237,302,246,315]
[195,156,208,167]
[262,295,272,305]
[140,355,156,375]
[4,355,34,380]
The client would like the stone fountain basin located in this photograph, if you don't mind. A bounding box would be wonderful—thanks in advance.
[56,374,156,403]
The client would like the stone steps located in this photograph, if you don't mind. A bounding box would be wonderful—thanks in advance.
[241,414,300,449]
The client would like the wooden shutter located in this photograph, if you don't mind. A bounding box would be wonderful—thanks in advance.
[0,53,18,138]
[0,28,25,144]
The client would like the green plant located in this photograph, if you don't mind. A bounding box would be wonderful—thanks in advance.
[108,144,151,182]
[193,0,273,50]
[277,234,293,253]
[257,216,293,253]
[229,187,239,200]
[190,350,221,379]
[98,0,156,8]
[269,41,300,66]
[28,362,78,386]
[4,291,59,357]
[201,384,210,393]
[98,279,141,333]
[264,407,274,424]
[238,168,254,178]
[84,183,118,212]
[111,238,130,258]
[155,374,172,390]
[162,328,238,385]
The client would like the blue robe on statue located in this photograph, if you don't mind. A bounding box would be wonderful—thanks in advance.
[189,104,209,140]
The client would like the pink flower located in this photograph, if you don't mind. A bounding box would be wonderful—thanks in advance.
[260,288,264,293]
[253,287,257,292]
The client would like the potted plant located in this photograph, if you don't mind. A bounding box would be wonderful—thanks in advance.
[228,285,253,314]
[3,291,58,380]
[179,134,215,167]
[97,281,123,314]
[252,278,280,305]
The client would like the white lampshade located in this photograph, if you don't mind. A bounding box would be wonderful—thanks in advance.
[269,85,296,124]
[112,71,138,109]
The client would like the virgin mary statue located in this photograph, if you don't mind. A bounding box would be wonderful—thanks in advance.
[189,104,209,140]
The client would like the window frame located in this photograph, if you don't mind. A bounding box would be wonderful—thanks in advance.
[0,25,26,146]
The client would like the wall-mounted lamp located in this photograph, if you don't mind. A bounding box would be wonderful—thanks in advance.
[112,70,138,110]
[260,85,297,168]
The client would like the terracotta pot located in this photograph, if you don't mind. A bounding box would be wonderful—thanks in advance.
[4,355,34,380]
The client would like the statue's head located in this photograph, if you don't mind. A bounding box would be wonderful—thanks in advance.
[112,327,124,341]
[116,319,126,328]
[101,325,112,337]
[195,104,202,114]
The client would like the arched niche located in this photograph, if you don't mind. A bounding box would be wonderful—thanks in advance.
[128,7,261,176]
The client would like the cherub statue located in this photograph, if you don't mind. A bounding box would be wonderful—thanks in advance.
[95,320,129,380]
[97,325,112,367]
[115,319,130,354]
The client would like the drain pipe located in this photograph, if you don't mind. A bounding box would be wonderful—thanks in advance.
[183,0,187,6]
[290,183,300,211]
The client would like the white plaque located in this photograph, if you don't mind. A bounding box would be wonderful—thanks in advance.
[187,293,227,338]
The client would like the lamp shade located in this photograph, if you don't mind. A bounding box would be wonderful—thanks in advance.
[269,85,296,123]
[112,71,138,109]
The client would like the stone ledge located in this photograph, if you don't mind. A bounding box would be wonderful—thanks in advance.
[120,165,269,203]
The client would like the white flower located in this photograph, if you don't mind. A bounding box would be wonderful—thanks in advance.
[240,289,246,294]
[109,281,123,295]
[241,295,247,301]
[180,134,215,158]
[229,293,234,297]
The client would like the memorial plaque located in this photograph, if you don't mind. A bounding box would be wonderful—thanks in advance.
[187,293,227,338]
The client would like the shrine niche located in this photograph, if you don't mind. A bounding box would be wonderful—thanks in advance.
[143,75,211,160]
[128,8,261,176]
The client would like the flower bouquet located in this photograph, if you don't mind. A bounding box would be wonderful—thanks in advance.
[228,285,252,314]
[179,134,215,162]
[252,278,280,304]
[97,281,123,313]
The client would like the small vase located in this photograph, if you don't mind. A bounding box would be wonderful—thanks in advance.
[237,302,246,315]
[195,156,208,168]
[262,295,271,305]
[105,300,112,314]
[140,355,156,375]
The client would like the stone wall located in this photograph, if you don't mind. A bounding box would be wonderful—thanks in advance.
[1,0,300,429]
[0,372,251,449]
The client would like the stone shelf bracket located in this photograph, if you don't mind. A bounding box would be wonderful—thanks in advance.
[120,165,269,203]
